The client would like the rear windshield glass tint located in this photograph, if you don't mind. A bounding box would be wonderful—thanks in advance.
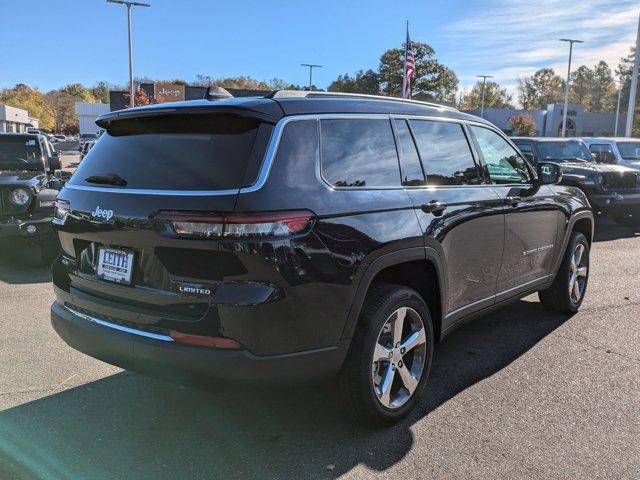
[70,114,262,191]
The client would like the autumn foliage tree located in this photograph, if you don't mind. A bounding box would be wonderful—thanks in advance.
[459,80,513,110]
[509,114,537,136]
[328,42,458,101]
[123,88,151,107]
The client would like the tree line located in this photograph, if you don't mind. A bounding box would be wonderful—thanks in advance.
[1,44,637,134]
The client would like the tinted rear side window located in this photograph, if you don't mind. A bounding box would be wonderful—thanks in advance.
[320,118,400,188]
[394,119,426,186]
[70,114,262,191]
[410,120,480,185]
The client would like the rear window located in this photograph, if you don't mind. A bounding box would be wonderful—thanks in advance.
[70,114,263,191]
[320,118,400,188]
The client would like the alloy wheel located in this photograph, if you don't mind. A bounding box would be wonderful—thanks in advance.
[568,243,588,304]
[371,307,427,409]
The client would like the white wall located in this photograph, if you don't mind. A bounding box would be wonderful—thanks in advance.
[75,102,110,135]
[0,104,31,133]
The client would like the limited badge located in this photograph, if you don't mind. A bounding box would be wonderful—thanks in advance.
[177,283,213,297]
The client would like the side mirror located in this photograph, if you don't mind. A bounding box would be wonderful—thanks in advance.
[49,153,61,171]
[536,161,562,185]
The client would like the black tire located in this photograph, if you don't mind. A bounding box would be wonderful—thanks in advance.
[337,283,434,426]
[539,232,589,314]
[39,234,60,266]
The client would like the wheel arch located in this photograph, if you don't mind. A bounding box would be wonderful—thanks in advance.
[341,247,446,342]
[552,209,594,277]
[572,216,594,245]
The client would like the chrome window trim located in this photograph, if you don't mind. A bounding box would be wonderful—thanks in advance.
[62,112,506,197]
[64,304,174,342]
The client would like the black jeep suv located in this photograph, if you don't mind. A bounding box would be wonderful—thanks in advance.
[0,133,63,263]
[51,92,593,424]
[512,137,640,226]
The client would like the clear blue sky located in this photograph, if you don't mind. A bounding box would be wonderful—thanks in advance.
[0,0,637,96]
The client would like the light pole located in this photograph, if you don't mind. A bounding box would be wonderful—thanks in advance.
[477,75,493,118]
[625,10,640,137]
[559,38,583,137]
[615,80,623,137]
[107,0,151,108]
[300,64,322,91]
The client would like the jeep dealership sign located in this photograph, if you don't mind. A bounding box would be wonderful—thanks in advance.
[154,83,185,103]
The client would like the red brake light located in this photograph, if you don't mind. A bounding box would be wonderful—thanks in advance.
[156,211,315,239]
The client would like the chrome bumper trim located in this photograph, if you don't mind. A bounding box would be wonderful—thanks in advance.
[63,304,174,342]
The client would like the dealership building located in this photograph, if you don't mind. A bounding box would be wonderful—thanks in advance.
[108,82,266,111]
[464,103,626,137]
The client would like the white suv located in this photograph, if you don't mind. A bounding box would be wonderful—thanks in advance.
[581,138,640,170]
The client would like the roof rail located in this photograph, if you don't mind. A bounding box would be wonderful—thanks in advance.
[265,90,459,111]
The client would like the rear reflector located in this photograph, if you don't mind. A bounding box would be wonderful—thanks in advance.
[169,331,242,349]
[156,211,314,239]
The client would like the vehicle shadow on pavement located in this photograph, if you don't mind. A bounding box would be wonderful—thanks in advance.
[0,299,568,480]
[593,215,640,242]
[0,245,51,285]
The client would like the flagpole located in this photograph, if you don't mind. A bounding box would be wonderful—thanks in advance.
[402,20,408,99]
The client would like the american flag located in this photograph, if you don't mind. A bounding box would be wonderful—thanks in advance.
[402,22,415,99]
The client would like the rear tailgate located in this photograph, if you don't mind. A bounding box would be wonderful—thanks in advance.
[53,110,275,333]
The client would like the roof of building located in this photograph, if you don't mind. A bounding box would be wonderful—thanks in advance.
[96,91,491,127]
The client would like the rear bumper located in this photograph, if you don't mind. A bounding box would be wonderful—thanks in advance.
[0,215,53,239]
[51,301,350,384]
[588,192,640,212]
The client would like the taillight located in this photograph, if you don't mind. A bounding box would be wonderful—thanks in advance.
[155,211,315,239]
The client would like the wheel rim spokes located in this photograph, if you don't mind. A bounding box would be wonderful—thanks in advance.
[568,243,588,303]
[392,307,407,346]
[372,307,427,409]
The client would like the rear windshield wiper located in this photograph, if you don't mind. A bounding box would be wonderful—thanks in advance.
[85,173,128,187]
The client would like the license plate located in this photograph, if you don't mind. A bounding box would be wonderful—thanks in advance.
[96,247,135,285]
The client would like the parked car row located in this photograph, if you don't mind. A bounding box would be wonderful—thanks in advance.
[512,137,640,226]
[47,91,594,425]
[582,137,640,169]
[0,132,64,262]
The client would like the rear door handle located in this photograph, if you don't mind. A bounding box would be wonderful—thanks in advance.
[421,200,448,215]
[506,196,521,206]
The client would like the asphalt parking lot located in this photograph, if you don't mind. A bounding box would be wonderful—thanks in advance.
[0,211,638,479]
